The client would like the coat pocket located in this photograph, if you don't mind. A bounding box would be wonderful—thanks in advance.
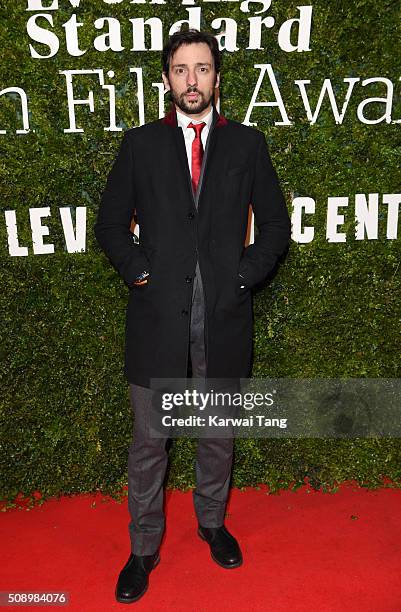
[226,162,252,177]
[132,245,155,290]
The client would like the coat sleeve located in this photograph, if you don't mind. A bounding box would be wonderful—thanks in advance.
[94,131,150,286]
[238,131,291,289]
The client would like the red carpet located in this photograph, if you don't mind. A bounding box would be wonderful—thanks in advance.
[1,483,401,611]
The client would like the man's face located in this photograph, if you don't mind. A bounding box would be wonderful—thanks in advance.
[162,42,220,118]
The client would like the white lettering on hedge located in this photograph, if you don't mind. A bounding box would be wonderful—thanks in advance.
[292,198,315,243]
[169,8,201,36]
[0,88,30,134]
[129,68,145,125]
[94,18,125,52]
[60,69,100,133]
[286,194,400,243]
[63,14,86,56]
[383,194,401,240]
[26,0,81,9]
[26,14,59,58]
[355,193,379,240]
[326,197,348,243]
[59,68,122,132]
[129,17,163,51]
[277,5,312,52]
[247,14,275,49]
[240,0,272,14]
[211,18,239,52]
[3,193,399,257]
[244,64,291,126]
[5,211,29,257]
[24,0,294,10]
[130,1,166,4]
[59,68,143,131]
[357,78,394,125]
[25,2,312,56]
[30,207,55,255]
[102,70,123,131]
[60,207,87,252]
[296,78,359,125]
[5,207,86,256]
[26,0,58,9]
[2,69,400,133]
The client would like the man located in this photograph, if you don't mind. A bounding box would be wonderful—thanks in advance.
[94,28,291,604]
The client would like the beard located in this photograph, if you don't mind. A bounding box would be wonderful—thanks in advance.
[169,85,214,115]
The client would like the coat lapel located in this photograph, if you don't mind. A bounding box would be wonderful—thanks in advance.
[171,119,196,207]
[195,106,218,208]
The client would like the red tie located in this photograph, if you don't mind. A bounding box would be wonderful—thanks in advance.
[188,121,206,193]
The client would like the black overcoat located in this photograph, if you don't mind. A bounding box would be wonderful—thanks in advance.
[94,105,291,389]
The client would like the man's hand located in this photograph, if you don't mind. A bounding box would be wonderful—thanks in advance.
[132,270,150,286]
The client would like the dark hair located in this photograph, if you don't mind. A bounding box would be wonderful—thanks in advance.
[162,28,221,75]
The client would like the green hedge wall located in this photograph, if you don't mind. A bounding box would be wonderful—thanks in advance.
[1,1,400,507]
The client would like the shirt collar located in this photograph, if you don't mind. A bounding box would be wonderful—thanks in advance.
[176,106,214,132]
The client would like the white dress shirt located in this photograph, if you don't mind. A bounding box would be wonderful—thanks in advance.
[176,106,214,178]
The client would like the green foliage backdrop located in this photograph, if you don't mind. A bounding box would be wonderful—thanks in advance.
[1,1,400,506]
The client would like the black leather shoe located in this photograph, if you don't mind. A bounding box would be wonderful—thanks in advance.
[115,551,160,603]
[198,525,243,569]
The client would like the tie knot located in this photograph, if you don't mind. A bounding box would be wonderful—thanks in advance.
[188,121,206,137]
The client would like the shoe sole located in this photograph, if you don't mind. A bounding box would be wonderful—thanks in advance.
[197,530,243,569]
[115,553,160,604]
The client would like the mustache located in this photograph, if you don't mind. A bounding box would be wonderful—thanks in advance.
[184,87,202,94]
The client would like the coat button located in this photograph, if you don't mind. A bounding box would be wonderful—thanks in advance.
[181,309,189,316]
[185,276,192,283]
[188,211,195,219]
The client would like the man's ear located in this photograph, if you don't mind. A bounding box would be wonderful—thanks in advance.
[162,72,170,92]
[215,72,220,89]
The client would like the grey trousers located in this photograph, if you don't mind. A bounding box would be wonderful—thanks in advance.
[127,262,234,555]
